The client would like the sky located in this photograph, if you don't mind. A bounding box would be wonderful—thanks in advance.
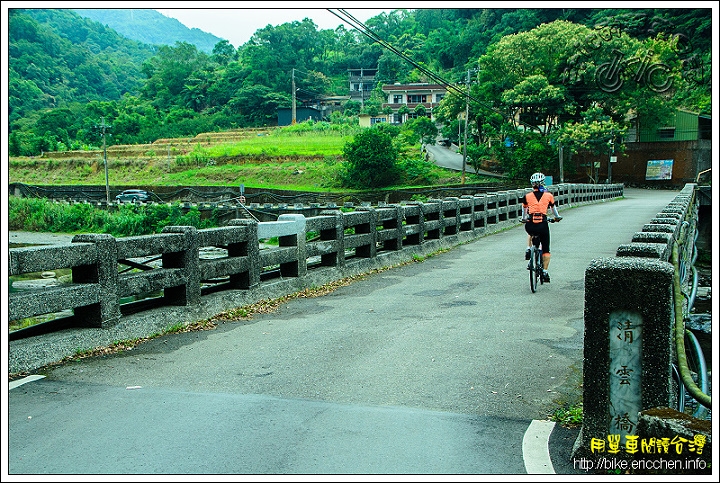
[155,3,400,48]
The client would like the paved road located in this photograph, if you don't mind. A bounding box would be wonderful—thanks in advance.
[7,188,681,477]
[425,144,504,178]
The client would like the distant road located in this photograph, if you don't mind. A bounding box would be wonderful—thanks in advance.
[425,144,504,178]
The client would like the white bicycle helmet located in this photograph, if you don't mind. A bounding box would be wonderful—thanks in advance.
[530,172,545,186]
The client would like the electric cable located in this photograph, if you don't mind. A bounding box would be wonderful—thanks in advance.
[328,8,517,125]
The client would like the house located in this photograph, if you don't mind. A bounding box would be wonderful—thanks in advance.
[348,68,378,104]
[357,114,390,128]
[277,95,350,126]
[627,109,711,142]
[381,83,447,124]
[277,107,322,126]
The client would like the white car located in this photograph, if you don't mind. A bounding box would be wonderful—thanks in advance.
[115,189,150,203]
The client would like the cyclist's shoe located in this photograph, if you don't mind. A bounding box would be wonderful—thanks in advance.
[542,271,550,282]
[525,248,531,260]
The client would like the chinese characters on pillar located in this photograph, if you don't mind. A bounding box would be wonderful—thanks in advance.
[609,311,643,448]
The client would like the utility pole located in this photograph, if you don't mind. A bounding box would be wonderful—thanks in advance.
[96,117,111,205]
[558,144,564,183]
[291,68,297,125]
[461,69,470,185]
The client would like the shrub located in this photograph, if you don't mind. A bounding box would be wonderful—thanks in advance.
[340,128,401,189]
[398,157,439,185]
[8,197,221,237]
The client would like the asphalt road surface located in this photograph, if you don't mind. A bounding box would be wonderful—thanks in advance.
[7,188,682,477]
[425,144,503,178]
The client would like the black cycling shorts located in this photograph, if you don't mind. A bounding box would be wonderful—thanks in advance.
[525,220,550,254]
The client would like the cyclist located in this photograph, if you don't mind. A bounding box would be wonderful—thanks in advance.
[522,172,562,282]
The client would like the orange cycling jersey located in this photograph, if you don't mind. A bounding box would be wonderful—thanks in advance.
[524,191,555,223]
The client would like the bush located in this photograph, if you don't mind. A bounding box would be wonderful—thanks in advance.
[397,157,439,185]
[8,197,220,237]
[340,128,401,189]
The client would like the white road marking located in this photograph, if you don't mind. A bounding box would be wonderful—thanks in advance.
[523,419,556,474]
[9,374,46,389]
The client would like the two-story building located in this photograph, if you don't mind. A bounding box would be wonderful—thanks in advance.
[357,82,448,128]
[381,83,447,124]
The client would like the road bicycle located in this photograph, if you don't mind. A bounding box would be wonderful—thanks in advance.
[525,218,560,293]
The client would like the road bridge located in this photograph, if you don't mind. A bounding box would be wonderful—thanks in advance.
[7,187,702,476]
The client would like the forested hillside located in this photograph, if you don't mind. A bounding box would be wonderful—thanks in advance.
[8,9,156,124]
[8,7,712,172]
[74,9,223,53]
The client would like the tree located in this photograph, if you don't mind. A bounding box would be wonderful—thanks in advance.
[402,117,438,146]
[343,100,361,116]
[140,42,210,110]
[227,85,290,127]
[397,104,410,123]
[494,130,557,181]
[341,128,401,189]
[555,106,626,183]
[472,19,692,180]
[465,142,493,175]
[500,74,572,136]
[211,40,237,65]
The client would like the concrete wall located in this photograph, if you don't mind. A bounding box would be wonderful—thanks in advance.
[567,140,711,187]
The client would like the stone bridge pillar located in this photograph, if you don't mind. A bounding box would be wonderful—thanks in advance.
[227,219,261,289]
[574,257,675,461]
[160,226,201,306]
[71,233,121,328]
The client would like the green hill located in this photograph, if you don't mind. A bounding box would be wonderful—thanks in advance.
[74,8,223,53]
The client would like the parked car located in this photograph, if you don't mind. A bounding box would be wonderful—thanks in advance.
[115,189,151,203]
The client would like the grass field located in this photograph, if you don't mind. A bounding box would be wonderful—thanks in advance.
[8,127,500,191]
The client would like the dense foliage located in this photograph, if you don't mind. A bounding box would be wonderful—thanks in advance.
[341,128,401,188]
[74,8,223,53]
[8,196,219,237]
[8,7,712,184]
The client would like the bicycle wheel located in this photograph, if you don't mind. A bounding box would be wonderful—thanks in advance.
[536,249,544,287]
[529,247,538,293]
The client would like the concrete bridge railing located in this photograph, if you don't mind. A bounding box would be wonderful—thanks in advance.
[574,183,711,470]
[9,183,621,334]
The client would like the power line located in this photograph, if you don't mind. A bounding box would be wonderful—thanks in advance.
[328,9,510,120]
[327,9,548,132]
